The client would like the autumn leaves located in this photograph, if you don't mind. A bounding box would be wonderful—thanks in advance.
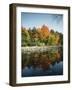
[21,25,63,46]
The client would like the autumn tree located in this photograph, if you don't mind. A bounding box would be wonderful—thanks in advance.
[40,25,49,39]
[21,25,63,46]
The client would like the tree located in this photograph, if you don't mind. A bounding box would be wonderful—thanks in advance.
[40,25,49,39]
[37,25,50,45]
[21,25,63,46]
[21,27,30,46]
[58,33,63,45]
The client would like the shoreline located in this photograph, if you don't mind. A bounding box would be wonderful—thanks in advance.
[22,46,62,53]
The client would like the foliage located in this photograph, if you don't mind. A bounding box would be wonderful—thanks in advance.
[21,25,63,46]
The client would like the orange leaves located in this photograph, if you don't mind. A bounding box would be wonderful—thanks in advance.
[21,25,63,46]
[38,25,49,39]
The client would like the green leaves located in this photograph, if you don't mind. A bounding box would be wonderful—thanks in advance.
[21,25,63,46]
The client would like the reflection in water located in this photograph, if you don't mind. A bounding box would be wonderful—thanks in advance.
[22,47,63,77]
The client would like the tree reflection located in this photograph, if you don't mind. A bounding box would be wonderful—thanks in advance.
[22,47,63,71]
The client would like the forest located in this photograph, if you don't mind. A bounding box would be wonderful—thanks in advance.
[21,25,63,46]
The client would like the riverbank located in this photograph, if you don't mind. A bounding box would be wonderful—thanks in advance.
[21,46,62,53]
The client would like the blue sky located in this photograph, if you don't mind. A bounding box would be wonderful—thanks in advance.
[21,12,63,33]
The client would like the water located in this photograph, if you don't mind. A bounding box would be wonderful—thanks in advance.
[22,47,63,77]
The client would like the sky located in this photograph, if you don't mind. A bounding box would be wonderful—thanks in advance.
[21,12,63,33]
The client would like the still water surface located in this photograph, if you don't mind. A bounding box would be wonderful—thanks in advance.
[22,47,63,77]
